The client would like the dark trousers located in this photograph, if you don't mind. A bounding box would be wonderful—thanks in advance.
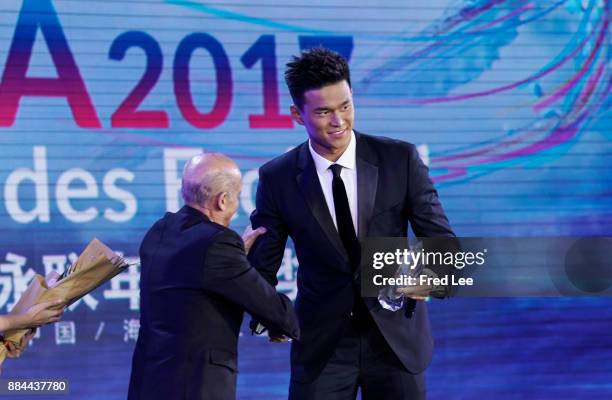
[289,318,426,400]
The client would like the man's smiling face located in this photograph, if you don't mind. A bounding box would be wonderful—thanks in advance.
[291,80,354,162]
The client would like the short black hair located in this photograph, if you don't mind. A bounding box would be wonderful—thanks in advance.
[285,47,351,110]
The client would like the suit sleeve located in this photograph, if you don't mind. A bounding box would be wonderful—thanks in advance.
[247,168,289,287]
[202,230,299,340]
[406,144,455,238]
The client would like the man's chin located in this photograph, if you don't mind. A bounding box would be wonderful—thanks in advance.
[331,134,351,149]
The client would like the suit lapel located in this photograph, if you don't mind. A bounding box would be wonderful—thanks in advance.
[296,143,349,263]
[356,132,379,239]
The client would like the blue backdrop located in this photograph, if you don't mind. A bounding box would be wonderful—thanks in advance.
[0,0,610,398]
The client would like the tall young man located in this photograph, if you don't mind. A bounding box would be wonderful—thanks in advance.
[248,48,454,399]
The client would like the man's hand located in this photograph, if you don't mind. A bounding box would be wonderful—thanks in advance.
[241,225,267,255]
[396,283,433,301]
[250,321,290,343]
[268,332,291,343]
[396,269,449,300]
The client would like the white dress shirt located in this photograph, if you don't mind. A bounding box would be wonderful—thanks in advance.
[308,131,358,236]
[309,132,404,311]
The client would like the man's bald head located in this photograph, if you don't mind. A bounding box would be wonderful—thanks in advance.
[181,153,241,209]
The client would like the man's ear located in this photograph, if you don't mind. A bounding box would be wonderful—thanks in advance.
[290,105,304,126]
[216,192,227,212]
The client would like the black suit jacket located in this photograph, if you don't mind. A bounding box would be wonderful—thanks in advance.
[248,132,454,382]
[128,206,299,400]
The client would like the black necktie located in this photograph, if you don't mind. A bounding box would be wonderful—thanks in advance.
[329,164,360,269]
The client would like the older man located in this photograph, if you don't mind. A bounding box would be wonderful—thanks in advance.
[128,153,299,400]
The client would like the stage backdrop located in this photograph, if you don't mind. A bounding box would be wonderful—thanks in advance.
[0,0,611,398]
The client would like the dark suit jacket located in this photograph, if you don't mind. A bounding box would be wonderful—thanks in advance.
[128,206,300,400]
[248,132,454,383]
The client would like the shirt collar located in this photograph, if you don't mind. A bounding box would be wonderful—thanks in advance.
[308,130,356,175]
